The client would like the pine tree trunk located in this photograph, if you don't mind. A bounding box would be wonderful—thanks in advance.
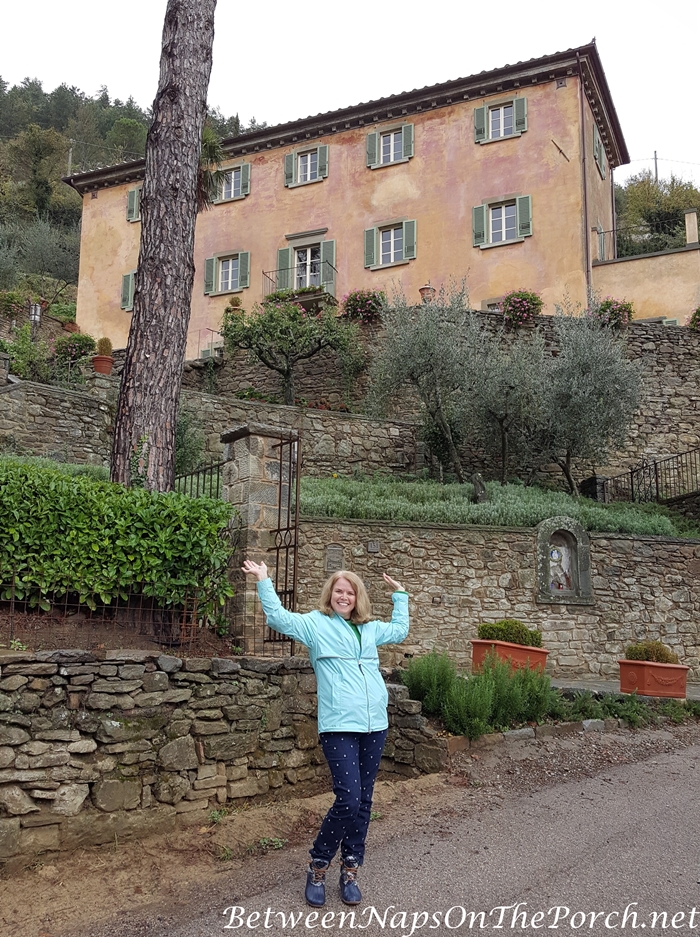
[111,0,217,491]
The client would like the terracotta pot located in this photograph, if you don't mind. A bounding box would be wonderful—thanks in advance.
[471,639,549,673]
[92,355,114,375]
[618,659,689,699]
[62,321,80,333]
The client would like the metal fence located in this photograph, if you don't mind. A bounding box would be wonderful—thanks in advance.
[0,573,208,655]
[174,459,224,499]
[601,448,700,504]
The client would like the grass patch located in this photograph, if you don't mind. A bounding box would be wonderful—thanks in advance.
[299,476,700,537]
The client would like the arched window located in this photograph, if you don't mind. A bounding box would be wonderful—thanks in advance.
[537,517,593,605]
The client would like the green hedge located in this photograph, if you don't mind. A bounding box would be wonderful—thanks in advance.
[477,619,542,647]
[0,459,236,615]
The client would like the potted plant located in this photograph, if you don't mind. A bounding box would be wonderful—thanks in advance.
[618,640,689,699]
[92,336,114,375]
[471,618,549,672]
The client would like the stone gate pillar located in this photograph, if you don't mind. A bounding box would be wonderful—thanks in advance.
[220,422,300,654]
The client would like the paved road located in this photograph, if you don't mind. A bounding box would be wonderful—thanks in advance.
[86,741,700,937]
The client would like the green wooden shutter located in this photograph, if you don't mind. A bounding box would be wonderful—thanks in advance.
[474,106,487,143]
[238,251,250,289]
[472,205,487,246]
[402,124,414,159]
[204,257,216,295]
[321,240,336,296]
[240,163,251,196]
[126,188,139,221]
[277,247,292,289]
[514,97,528,133]
[403,220,416,260]
[366,132,379,167]
[121,272,134,310]
[516,196,533,237]
[364,228,376,268]
[284,153,295,187]
[318,144,329,178]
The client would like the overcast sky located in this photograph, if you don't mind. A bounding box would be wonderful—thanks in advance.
[3,0,699,187]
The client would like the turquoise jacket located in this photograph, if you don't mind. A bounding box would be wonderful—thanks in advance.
[256,578,409,733]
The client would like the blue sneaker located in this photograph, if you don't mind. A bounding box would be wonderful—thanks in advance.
[339,857,362,905]
[305,859,329,907]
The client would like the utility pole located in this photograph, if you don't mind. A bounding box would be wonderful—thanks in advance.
[654,150,658,183]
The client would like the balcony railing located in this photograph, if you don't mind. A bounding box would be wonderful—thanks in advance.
[262,261,337,300]
[596,223,688,262]
[600,448,700,504]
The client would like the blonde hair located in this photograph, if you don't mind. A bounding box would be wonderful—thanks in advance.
[319,570,372,624]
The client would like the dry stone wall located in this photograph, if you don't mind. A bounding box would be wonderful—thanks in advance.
[296,518,700,678]
[0,650,441,868]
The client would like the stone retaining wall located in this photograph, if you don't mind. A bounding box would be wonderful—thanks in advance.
[296,518,700,678]
[0,651,440,869]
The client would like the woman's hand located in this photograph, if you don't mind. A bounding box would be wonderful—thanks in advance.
[383,572,405,593]
[242,559,269,581]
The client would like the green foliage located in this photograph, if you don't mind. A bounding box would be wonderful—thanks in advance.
[105,118,147,158]
[625,640,679,664]
[234,387,278,403]
[401,651,457,715]
[588,297,634,328]
[500,289,543,326]
[477,619,542,648]
[0,290,25,317]
[174,407,206,476]
[3,323,51,381]
[615,172,700,256]
[299,475,700,537]
[222,299,363,406]
[443,674,493,739]
[340,289,386,324]
[688,308,700,331]
[95,336,113,357]
[47,301,77,323]
[262,287,323,303]
[0,458,236,616]
[53,332,96,364]
[366,279,473,482]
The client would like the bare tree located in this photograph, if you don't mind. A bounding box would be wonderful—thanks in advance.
[111,0,217,490]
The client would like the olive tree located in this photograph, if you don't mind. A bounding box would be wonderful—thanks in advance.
[221,299,363,406]
[535,315,643,494]
[367,282,475,482]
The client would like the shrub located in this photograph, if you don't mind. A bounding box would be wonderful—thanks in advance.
[625,640,679,664]
[95,336,113,356]
[443,674,494,739]
[341,289,386,325]
[3,323,51,382]
[53,332,96,365]
[500,289,543,327]
[401,651,457,715]
[688,307,700,331]
[0,458,236,618]
[0,290,25,318]
[588,297,634,328]
[477,618,542,648]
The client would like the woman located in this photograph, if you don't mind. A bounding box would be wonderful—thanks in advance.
[242,560,409,908]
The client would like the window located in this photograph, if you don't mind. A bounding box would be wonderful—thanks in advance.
[219,163,251,201]
[366,125,414,169]
[472,196,532,247]
[275,241,336,295]
[203,251,250,294]
[121,271,136,311]
[474,98,527,143]
[126,188,141,222]
[284,146,329,187]
[593,125,607,179]
[364,220,416,268]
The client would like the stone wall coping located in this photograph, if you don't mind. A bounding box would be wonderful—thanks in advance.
[0,379,110,408]
[299,514,700,545]
[592,243,700,267]
[221,422,300,444]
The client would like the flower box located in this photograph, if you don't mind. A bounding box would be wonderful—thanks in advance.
[618,659,689,699]
[471,639,549,673]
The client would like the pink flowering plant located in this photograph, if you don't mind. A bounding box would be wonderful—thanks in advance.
[340,289,386,325]
[500,290,543,327]
[688,307,700,331]
[588,297,633,328]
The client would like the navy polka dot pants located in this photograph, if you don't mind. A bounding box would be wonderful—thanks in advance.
[310,729,388,866]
